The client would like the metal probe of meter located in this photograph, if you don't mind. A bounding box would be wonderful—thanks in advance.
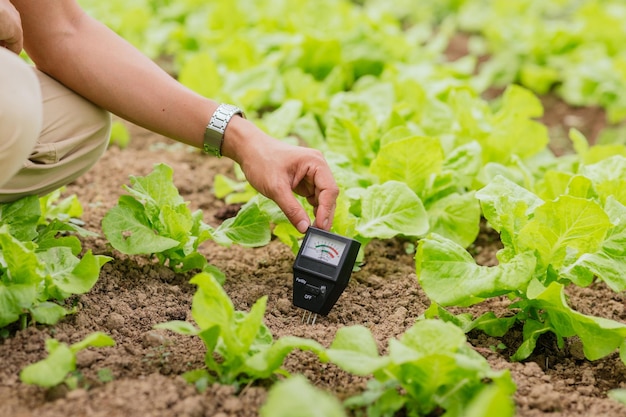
[292,227,361,324]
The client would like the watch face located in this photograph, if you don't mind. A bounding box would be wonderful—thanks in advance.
[301,233,347,267]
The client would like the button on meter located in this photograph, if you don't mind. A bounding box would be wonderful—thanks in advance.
[293,227,361,321]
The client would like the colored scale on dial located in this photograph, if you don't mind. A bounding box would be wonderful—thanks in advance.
[301,235,347,267]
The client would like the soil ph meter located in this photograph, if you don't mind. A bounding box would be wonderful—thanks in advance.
[293,227,361,324]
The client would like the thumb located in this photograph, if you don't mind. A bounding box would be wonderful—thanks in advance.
[272,191,311,234]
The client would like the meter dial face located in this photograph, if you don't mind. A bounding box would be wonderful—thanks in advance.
[302,234,347,267]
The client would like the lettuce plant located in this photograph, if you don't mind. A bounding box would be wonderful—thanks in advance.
[260,375,347,417]
[417,157,626,362]
[327,320,516,417]
[102,163,274,282]
[20,332,115,389]
[155,271,325,388]
[0,196,111,329]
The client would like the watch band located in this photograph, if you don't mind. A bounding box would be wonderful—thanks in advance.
[203,103,246,157]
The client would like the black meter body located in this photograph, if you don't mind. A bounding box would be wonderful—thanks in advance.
[293,227,361,316]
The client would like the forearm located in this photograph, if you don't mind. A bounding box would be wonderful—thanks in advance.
[15,0,214,149]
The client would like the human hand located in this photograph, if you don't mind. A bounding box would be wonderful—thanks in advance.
[0,0,23,53]
[222,119,339,234]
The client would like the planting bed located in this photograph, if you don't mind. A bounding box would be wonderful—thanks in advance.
[1,97,626,416]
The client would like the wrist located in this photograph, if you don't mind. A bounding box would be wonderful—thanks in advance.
[220,115,270,165]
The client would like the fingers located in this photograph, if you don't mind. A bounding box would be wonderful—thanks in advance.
[310,181,338,232]
[0,40,21,54]
[310,159,339,231]
[267,161,338,233]
[0,1,24,54]
[302,180,338,232]
[274,188,336,234]
[271,190,311,234]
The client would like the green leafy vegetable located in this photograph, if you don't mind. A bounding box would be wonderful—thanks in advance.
[356,181,429,239]
[102,164,272,280]
[416,233,536,307]
[0,195,111,329]
[20,332,115,388]
[417,169,626,363]
[448,0,626,122]
[328,320,516,417]
[260,375,347,417]
[155,271,325,387]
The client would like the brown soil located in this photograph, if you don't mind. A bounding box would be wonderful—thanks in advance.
[1,95,626,417]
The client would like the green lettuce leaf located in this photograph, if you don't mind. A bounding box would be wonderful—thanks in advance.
[213,197,272,247]
[0,227,42,327]
[102,196,180,255]
[560,197,626,291]
[0,196,40,241]
[356,181,429,239]
[475,175,543,248]
[20,339,75,388]
[20,332,114,388]
[326,325,389,375]
[416,234,536,307]
[426,191,481,248]
[527,281,626,361]
[580,156,626,206]
[370,135,444,196]
[260,375,347,417]
[517,195,611,271]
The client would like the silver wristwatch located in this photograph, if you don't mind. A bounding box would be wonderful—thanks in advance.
[203,103,246,157]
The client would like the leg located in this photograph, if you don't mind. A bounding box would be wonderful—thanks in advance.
[0,61,111,203]
[0,48,42,189]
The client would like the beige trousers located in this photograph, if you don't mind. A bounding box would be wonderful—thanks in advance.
[0,47,111,203]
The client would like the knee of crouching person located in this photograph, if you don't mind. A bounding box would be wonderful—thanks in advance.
[69,92,113,162]
[90,106,113,157]
[0,50,43,187]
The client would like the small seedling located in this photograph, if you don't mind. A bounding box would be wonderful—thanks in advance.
[20,332,115,389]
[155,271,326,387]
[97,368,115,383]
[490,342,508,352]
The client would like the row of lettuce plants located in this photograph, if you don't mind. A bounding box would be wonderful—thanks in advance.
[79,0,626,125]
[77,0,564,254]
[14,263,516,416]
[363,0,626,124]
[157,270,517,416]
